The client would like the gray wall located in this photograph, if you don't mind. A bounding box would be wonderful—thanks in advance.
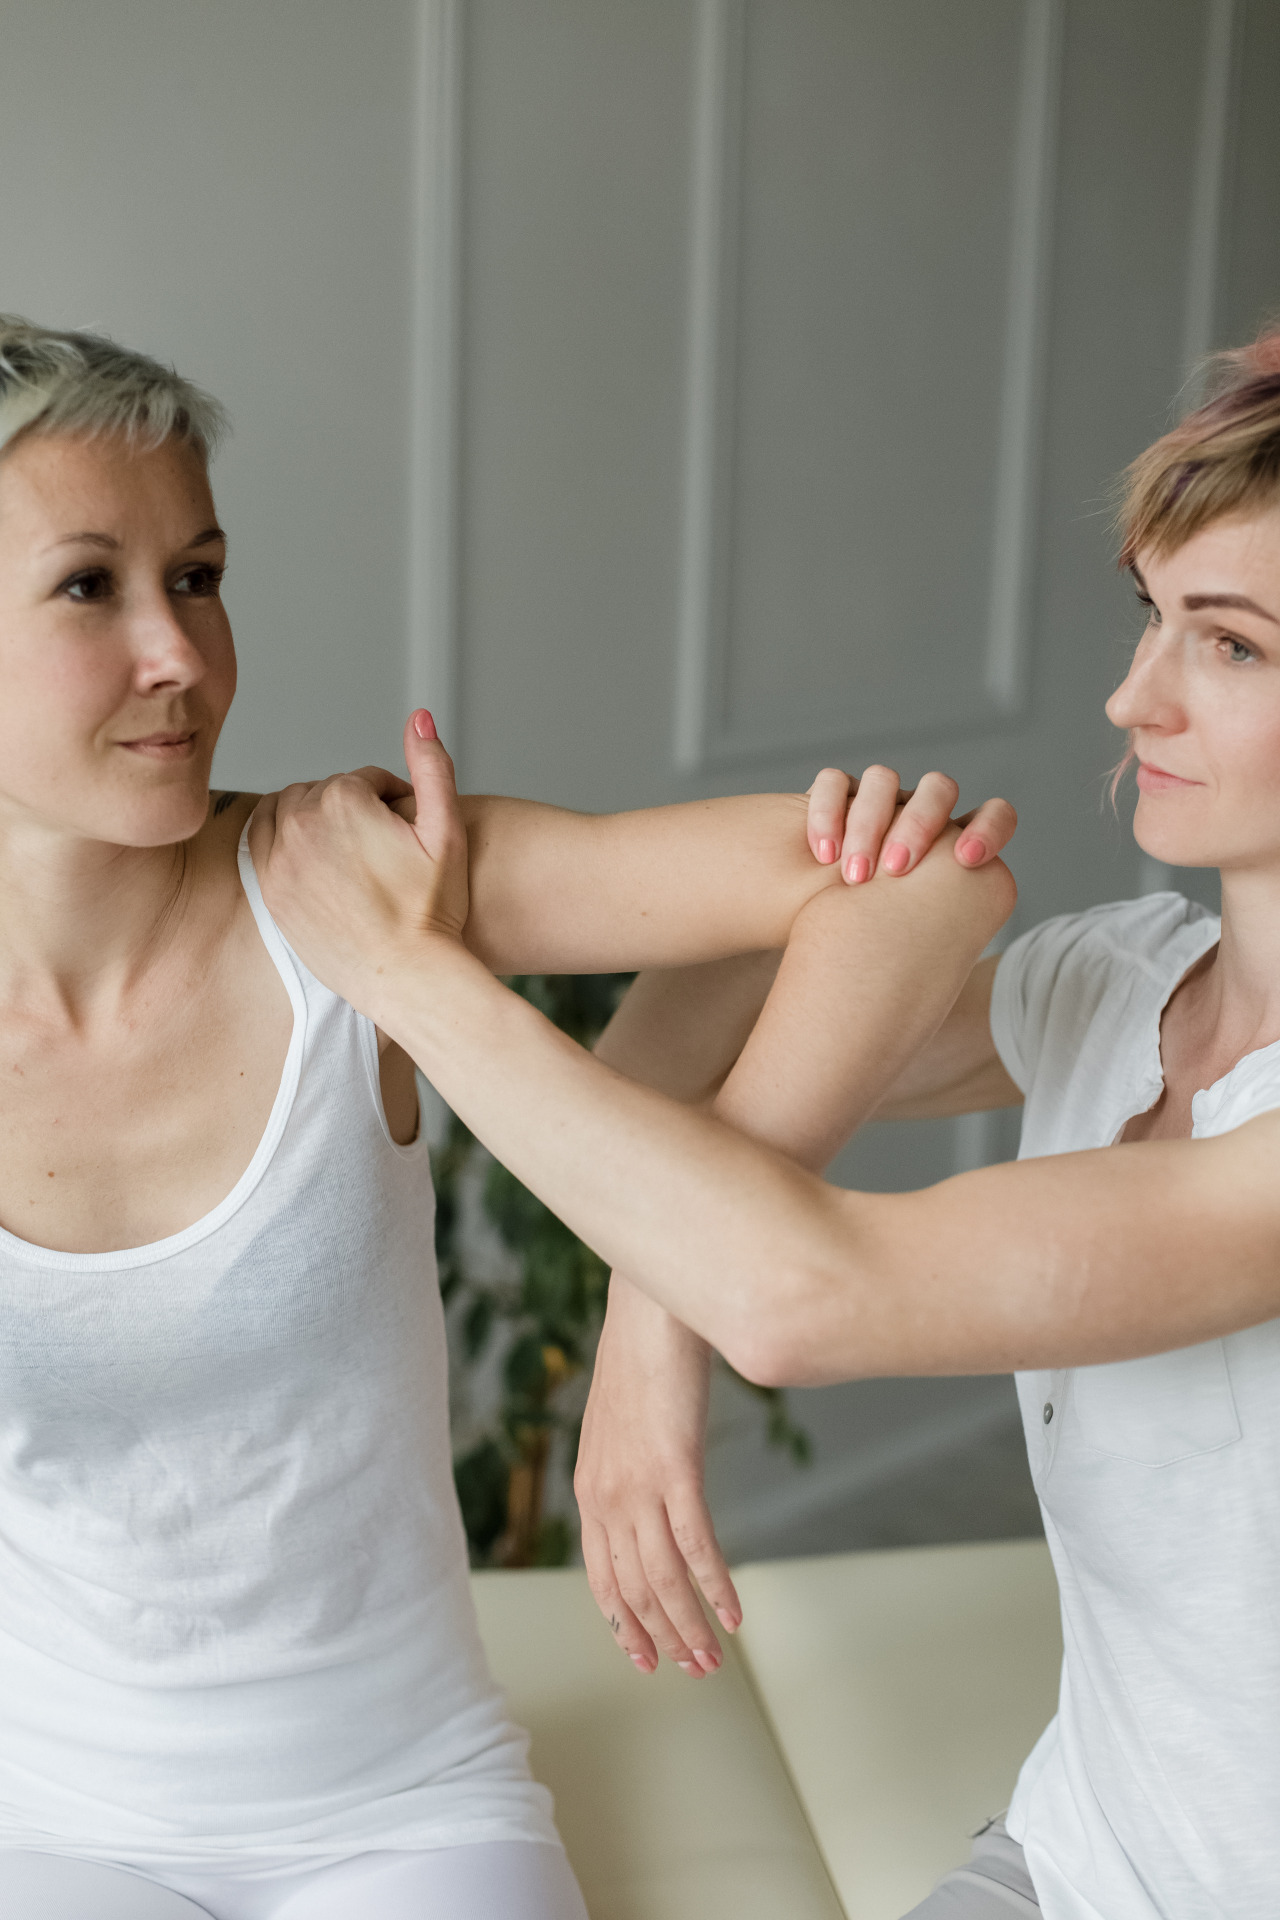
[4,0,1279,1557]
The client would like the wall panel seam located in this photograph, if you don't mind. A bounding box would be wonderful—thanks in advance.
[408,0,465,760]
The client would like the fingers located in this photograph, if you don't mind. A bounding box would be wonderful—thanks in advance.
[666,1482,742,1637]
[581,1494,738,1679]
[871,769,961,879]
[805,767,855,865]
[613,1506,722,1678]
[581,1516,659,1674]
[403,710,464,860]
[587,1492,738,1679]
[953,796,1018,867]
[837,763,907,882]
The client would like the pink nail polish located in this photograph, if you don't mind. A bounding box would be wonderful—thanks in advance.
[694,1648,720,1673]
[629,1653,654,1674]
[677,1659,703,1678]
[844,853,870,884]
[714,1607,740,1633]
[412,709,437,741]
[818,837,838,864]
[882,842,910,874]
[957,836,984,865]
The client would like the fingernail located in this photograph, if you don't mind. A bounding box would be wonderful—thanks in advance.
[844,852,870,884]
[676,1659,703,1678]
[957,836,984,865]
[882,841,910,874]
[694,1648,720,1672]
[629,1653,655,1674]
[714,1606,740,1633]
[412,709,437,741]
[817,837,838,864]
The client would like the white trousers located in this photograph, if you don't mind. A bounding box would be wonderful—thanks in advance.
[0,1842,589,1920]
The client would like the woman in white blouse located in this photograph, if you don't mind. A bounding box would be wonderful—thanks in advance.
[257,330,1280,1920]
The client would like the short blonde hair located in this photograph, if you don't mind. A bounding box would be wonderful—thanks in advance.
[1118,330,1280,568]
[0,315,228,465]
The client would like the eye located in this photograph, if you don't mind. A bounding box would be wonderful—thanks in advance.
[1134,588,1161,626]
[60,567,115,604]
[1220,635,1257,665]
[172,563,226,598]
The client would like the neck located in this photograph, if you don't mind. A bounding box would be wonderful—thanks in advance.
[0,811,194,1018]
[1193,863,1280,1055]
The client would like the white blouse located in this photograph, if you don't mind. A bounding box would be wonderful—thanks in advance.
[992,892,1280,1920]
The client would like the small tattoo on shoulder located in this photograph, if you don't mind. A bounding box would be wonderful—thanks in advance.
[212,791,241,817]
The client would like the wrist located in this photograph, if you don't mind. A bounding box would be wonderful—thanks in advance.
[359,925,484,1041]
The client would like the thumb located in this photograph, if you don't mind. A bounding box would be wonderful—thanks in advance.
[403,709,462,860]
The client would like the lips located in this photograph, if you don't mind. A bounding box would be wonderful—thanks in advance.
[117,730,198,759]
[1135,761,1198,792]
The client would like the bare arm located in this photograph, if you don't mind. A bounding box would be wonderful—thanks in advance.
[458,792,832,974]
[248,738,1280,1395]
[576,848,1013,1676]
[455,759,1016,977]
[372,935,1280,1386]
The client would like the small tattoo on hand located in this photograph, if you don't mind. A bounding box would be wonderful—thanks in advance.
[610,1615,621,1635]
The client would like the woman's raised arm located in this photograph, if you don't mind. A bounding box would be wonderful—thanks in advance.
[455,764,1014,975]
[249,724,1280,1393]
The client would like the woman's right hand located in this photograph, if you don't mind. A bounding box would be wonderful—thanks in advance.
[805,765,1017,882]
[575,1276,739,1679]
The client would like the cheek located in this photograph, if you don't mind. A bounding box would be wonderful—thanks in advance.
[1203,692,1280,816]
[0,626,134,756]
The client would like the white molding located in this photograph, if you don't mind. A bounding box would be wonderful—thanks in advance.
[674,0,745,771]
[1180,0,1239,380]
[673,0,1063,773]
[983,0,1064,713]
[407,0,465,758]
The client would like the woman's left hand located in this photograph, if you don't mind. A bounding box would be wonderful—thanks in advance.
[805,764,1017,882]
[248,710,467,1013]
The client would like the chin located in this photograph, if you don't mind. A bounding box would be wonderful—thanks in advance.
[1132,803,1224,872]
[83,775,214,849]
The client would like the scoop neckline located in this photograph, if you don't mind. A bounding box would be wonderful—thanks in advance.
[1120,897,1280,1137]
[0,831,308,1272]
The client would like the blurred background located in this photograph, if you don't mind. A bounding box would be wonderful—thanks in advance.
[5,0,1279,1564]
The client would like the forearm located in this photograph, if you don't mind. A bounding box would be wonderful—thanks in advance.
[710,832,1015,1167]
[593,953,782,1104]
[366,938,1280,1388]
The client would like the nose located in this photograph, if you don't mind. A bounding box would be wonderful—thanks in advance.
[131,593,208,695]
[1105,630,1181,735]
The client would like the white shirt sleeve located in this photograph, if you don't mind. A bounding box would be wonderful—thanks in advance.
[989,910,1104,1096]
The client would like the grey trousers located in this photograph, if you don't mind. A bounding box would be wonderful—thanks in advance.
[903,1819,1040,1917]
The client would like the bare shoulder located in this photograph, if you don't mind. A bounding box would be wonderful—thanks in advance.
[194,790,261,858]
[184,792,263,906]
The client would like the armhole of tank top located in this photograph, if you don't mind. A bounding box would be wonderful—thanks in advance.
[357,1012,428,1157]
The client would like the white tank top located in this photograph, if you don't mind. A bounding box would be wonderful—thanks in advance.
[0,832,555,1871]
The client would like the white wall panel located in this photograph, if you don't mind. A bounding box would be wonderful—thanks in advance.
[676,0,1059,770]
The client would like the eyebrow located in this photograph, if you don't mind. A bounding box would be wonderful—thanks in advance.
[1181,591,1278,625]
[1129,567,1278,626]
[43,524,227,554]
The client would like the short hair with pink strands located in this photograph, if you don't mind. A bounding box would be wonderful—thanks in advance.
[1118,328,1280,570]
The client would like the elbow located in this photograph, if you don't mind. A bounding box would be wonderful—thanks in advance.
[717,1267,829,1390]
